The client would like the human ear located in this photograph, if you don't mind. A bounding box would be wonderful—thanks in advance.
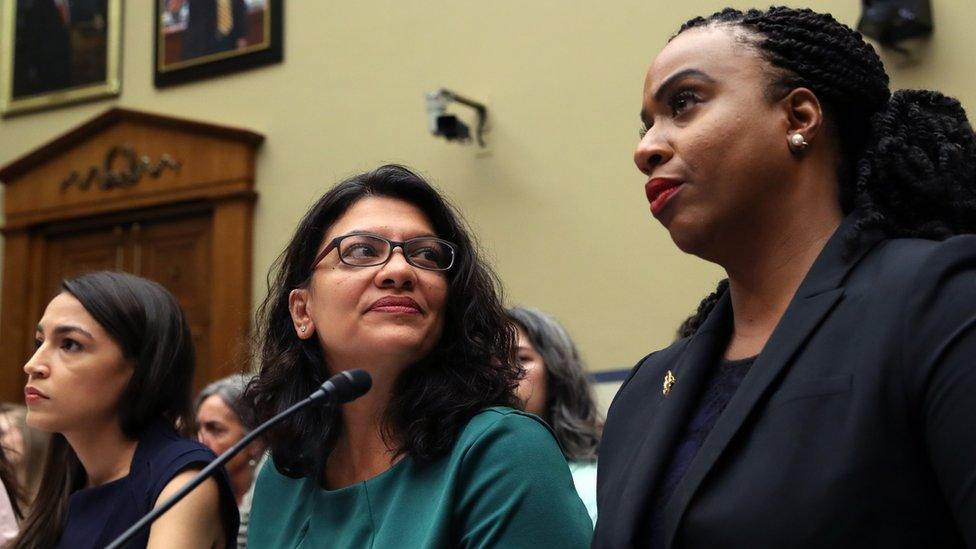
[288,289,315,339]
[782,87,824,147]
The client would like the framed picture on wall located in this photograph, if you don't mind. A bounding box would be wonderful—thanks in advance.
[0,0,122,116]
[155,0,283,88]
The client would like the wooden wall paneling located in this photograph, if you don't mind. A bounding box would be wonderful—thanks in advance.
[136,214,214,390]
[0,231,31,402]
[42,225,128,301]
[209,196,255,380]
[0,108,262,403]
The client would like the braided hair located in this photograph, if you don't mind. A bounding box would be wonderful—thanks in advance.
[674,7,976,337]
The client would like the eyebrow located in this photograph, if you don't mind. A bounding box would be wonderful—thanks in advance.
[36,324,95,340]
[336,229,439,240]
[641,68,716,124]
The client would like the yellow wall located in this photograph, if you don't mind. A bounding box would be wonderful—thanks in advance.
[1,1,973,375]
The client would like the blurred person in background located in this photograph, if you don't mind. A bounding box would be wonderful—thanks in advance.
[508,306,603,524]
[0,403,49,508]
[196,374,265,548]
[0,445,21,547]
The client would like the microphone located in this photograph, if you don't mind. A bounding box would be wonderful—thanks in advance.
[106,369,372,549]
[310,368,373,404]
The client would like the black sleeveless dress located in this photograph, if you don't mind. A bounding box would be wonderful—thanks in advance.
[56,420,239,549]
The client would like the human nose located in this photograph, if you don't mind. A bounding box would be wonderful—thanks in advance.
[634,125,674,175]
[375,247,417,289]
[23,346,49,379]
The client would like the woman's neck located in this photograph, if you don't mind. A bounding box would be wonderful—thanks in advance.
[722,201,842,359]
[63,420,138,488]
[230,463,255,504]
[322,359,401,490]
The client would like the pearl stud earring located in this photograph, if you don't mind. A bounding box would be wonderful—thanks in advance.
[789,133,809,151]
[299,325,307,333]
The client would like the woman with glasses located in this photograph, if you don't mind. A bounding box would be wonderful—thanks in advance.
[246,165,593,547]
[594,7,976,547]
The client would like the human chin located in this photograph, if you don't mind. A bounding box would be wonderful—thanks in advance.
[24,407,66,433]
[377,326,438,355]
[664,212,714,258]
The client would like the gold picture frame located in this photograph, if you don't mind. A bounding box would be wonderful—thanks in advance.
[1,0,122,116]
[154,0,283,88]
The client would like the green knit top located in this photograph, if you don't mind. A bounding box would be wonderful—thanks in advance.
[248,407,593,548]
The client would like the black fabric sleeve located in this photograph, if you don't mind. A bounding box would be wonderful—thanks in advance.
[900,235,976,545]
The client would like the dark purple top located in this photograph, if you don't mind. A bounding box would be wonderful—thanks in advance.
[647,355,755,547]
[56,420,238,549]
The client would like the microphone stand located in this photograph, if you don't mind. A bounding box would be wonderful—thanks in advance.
[106,390,331,549]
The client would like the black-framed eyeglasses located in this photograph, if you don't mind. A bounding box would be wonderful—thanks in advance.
[313,233,457,271]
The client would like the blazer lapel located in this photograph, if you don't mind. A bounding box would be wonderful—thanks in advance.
[660,216,882,547]
[616,292,733,547]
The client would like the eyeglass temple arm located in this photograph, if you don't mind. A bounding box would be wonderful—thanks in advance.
[312,239,339,269]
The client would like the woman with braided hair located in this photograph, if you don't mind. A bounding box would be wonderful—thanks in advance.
[595,6,976,548]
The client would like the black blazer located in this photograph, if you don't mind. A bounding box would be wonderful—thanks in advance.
[594,217,976,548]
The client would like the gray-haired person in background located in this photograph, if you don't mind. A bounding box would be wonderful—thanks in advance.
[196,375,266,549]
[507,306,603,524]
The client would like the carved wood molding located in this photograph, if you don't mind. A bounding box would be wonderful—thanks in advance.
[60,146,182,192]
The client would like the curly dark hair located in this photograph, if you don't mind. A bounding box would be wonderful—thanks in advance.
[673,7,976,336]
[246,164,521,480]
[508,307,603,462]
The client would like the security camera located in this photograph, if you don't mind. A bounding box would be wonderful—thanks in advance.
[435,114,470,141]
[857,0,932,52]
[425,89,487,147]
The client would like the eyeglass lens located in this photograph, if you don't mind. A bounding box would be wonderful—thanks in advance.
[338,235,454,270]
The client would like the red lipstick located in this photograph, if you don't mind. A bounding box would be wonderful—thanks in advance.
[645,178,684,216]
[25,386,48,404]
[368,296,422,314]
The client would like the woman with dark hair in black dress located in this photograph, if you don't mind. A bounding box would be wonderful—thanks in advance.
[18,272,238,548]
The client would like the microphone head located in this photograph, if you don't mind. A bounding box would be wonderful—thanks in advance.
[330,369,372,404]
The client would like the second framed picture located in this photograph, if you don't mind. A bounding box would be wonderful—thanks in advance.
[154,0,283,88]
[1,0,122,116]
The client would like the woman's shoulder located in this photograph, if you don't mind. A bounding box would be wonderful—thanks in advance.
[452,407,574,480]
[867,234,976,283]
[450,408,593,544]
[451,407,566,465]
[849,234,976,311]
[133,421,239,543]
[135,420,216,474]
[130,421,223,503]
[458,407,557,448]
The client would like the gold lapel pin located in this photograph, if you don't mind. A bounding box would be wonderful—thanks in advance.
[662,370,676,397]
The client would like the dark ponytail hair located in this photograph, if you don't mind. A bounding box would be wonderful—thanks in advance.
[674,7,976,335]
[16,271,196,548]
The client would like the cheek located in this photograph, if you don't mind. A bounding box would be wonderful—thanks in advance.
[422,277,449,327]
[682,110,748,177]
[518,361,545,393]
[311,274,370,329]
[214,432,236,451]
[515,369,536,401]
[77,359,133,418]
